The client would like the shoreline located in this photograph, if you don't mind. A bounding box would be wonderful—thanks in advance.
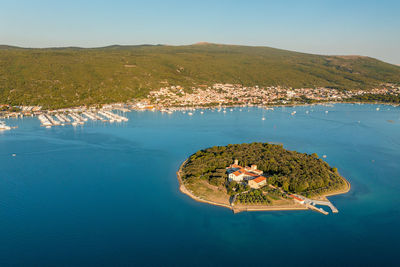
[1,101,399,120]
[176,160,350,214]
[320,175,351,200]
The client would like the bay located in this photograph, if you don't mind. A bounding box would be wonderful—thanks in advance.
[0,104,399,266]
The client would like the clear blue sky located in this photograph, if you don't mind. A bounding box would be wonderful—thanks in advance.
[1,0,399,64]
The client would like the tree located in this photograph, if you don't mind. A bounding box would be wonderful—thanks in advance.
[282,181,290,192]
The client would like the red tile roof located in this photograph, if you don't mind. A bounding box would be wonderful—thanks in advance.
[289,195,304,202]
[232,170,243,176]
[245,172,259,177]
[231,164,242,169]
[252,176,266,183]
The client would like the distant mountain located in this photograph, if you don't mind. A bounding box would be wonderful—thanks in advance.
[0,43,399,108]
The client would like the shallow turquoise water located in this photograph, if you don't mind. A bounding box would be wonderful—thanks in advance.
[0,104,399,266]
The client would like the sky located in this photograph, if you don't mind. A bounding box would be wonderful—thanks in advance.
[0,0,399,64]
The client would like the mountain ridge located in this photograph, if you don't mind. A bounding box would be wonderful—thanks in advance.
[0,43,399,108]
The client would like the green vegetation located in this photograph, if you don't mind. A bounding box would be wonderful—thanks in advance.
[236,189,271,205]
[346,93,400,104]
[1,43,399,109]
[182,142,347,197]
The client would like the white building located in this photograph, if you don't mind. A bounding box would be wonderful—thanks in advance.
[226,160,263,182]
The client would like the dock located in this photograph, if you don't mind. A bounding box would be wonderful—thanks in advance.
[290,194,339,215]
[37,110,128,127]
[309,199,338,213]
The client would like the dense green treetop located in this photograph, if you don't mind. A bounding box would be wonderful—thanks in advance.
[1,43,399,108]
[182,142,347,196]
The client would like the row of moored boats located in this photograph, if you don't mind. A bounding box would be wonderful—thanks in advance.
[38,111,128,128]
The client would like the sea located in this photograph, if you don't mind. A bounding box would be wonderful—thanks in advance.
[0,104,399,266]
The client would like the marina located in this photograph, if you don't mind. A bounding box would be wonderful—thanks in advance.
[36,110,129,127]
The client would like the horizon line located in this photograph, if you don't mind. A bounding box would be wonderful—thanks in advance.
[1,42,398,66]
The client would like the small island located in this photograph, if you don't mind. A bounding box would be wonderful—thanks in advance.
[177,142,350,214]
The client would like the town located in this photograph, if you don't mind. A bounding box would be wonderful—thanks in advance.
[148,83,400,108]
[1,83,399,130]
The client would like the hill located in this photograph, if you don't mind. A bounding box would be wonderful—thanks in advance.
[0,43,399,108]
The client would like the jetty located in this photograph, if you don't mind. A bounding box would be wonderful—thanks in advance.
[36,110,128,127]
[290,194,339,215]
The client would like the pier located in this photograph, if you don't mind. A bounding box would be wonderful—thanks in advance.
[290,194,339,215]
[36,110,128,127]
[309,199,338,213]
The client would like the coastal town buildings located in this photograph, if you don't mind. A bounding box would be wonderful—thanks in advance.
[1,83,399,120]
[147,83,400,108]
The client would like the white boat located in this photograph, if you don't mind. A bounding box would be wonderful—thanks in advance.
[0,121,11,131]
[262,117,266,121]
[188,112,193,116]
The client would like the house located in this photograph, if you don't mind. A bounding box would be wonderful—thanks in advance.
[226,159,264,182]
[248,176,267,189]
[289,195,305,204]
[228,169,246,182]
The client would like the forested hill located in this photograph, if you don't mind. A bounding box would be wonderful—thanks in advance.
[182,142,348,197]
[1,43,399,108]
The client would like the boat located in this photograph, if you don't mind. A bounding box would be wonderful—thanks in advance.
[0,121,11,131]
[262,117,266,121]
[188,112,193,116]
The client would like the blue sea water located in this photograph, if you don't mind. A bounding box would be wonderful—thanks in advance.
[0,104,399,266]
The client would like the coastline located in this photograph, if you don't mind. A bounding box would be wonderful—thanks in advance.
[176,159,233,211]
[1,100,399,120]
[176,160,349,214]
[319,174,351,200]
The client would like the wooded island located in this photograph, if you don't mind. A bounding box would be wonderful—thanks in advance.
[178,142,350,213]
